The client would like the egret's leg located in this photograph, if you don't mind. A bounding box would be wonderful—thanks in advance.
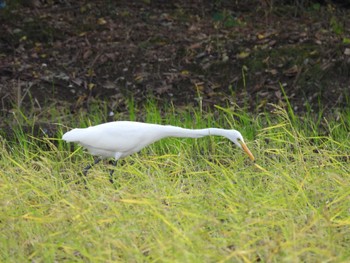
[82,157,102,176]
[109,160,117,184]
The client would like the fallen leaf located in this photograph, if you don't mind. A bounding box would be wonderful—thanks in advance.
[266,69,278,75]
[88,83,95,90]
[20,35,27,42]
[283,65,299,77]
[257,33,265,39]
[237,51,250,59]
[83,49,92,60]
[155,85,172,95]
[71,78,83,86]
[275,90,282,100]
[97,18,107,25]
[104,81,117,89]
[344,48,350,56]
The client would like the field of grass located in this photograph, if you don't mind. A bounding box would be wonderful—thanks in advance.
[1,103,349,262]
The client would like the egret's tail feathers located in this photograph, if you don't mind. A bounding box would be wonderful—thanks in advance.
[62,128,84,142]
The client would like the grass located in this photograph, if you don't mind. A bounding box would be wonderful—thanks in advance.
[0,102,349,262]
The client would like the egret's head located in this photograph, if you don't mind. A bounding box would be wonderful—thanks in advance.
[228,130,255,161]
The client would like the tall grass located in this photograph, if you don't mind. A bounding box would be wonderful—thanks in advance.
[0,102,349,262]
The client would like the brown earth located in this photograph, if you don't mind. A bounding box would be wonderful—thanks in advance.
[0,0,349,122]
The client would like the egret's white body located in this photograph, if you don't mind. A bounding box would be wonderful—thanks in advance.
[62,121,254,181]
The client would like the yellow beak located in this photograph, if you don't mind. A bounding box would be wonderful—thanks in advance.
[239,141,255,161]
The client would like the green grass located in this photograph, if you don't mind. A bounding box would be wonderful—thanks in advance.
[0,103,349,262]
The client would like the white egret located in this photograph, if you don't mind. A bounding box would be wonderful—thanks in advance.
[62,121,255,183]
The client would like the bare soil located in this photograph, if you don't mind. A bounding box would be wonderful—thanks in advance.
[0,0,349,119]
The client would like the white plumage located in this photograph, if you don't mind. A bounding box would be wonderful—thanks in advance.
[62,121,255,181]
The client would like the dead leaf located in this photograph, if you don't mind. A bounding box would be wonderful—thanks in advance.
[189,42,202,50]
[20,36,27,42]
[103,81,117,89]
[237,51,250,59]
[344,48,350,56]
[83,49,92,60]
[257,33,265,39]
[71,78,83,86]
[283,65,299,77]
[275,90,282,100]
[155,85,172,95]
[268,40,276,46]
[97,17,107,25]
[266,69,278,75]
[193,82,204,91]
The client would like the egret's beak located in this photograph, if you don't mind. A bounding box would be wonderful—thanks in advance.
[239,141,255,161]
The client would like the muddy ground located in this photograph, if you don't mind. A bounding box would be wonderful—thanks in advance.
[0,0,349,123]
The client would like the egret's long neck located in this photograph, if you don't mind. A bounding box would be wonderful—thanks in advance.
[161,126,229,139]
[207,128,231,138]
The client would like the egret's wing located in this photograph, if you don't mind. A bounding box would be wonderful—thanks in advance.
[67,122,162,154]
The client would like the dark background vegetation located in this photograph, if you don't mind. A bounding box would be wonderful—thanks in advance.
[0,0,349,123]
